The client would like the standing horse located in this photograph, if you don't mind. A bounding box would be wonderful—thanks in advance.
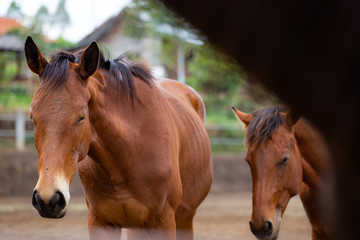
[24,36,213,240]
[232,106,331,240]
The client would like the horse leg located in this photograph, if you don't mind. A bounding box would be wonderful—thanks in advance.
[126,222,176,240]
[127,229,150,240]
[87,209,122,240]
[175,205,196,240]
[300,183,331,240]
[127,202,177,240]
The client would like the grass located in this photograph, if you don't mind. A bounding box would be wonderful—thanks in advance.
[205,111,239,124]
[0,138,35,150]
[0,87,33,112]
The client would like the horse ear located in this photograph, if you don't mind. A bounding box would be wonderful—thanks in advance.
[77,42,100,80]
[232,107,253,126]
[24,36,48,76]
[285,109,301,127]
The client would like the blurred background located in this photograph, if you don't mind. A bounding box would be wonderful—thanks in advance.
[0,0,309,239]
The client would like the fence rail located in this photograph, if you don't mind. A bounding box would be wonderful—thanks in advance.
[0,112,244,150]
[205,123,243,146]
[0,112,33,151]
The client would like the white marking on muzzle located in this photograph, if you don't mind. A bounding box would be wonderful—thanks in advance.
[35,174,70,207]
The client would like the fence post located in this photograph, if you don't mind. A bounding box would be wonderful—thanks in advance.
[15,110,25,151]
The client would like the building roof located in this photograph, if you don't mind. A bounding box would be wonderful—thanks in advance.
[73,8,127,50]
[0,34,23,53]
[0,17,21,36]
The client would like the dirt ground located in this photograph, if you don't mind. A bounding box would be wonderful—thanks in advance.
[0,193,311,240]
[0,150,311,240]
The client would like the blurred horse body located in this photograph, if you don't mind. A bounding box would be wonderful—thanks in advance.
[25,37,212,240]
[233,106,331,240]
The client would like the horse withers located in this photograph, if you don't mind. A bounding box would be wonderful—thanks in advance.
[25,36,213,240]
[232,106,331,240]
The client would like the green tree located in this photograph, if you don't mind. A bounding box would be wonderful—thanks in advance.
[34,5,51,30]
[52,0,70,37]
[122,0,274,121]
[25,5,51,36]
[6,1,23,20]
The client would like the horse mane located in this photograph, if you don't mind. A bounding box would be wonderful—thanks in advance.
[246,106,282,149]
[105,53,153,104]
[34,48,153,103]
[35,51,76,101]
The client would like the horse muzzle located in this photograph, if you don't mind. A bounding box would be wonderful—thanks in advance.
[32,189,67,218]
[249,220,280,240]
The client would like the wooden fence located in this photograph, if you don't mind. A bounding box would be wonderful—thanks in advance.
[0,112,244,151]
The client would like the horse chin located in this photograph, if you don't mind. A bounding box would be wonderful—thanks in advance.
[38,208,67,219]
[267,221,281,240]
[271,226,280,240]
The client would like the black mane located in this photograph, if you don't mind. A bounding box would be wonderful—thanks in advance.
[246,106,283,148]
[39,51,76,93]
[36,47,153,103]
[106,53,153,103]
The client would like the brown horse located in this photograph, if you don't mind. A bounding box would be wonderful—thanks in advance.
[232,106,331,240]
[24,36,213,240]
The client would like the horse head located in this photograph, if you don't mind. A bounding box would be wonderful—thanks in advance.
[25,36,99,218]
[233,106,302,240]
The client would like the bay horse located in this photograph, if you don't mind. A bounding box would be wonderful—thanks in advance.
[232,106,331,240]
[24,36,213,240]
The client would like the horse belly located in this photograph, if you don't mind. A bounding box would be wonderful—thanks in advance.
[178,124,213,210]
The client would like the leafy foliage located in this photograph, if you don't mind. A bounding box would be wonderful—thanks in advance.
[122,0,274,122]
[0,87,32,111]
[5,0,73,52]
[52,0,71,37]
[6,1,23,20]
[1,0,75,112]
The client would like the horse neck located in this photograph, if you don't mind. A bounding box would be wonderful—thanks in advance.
[294,119,330,189]
[85,71,166,181]
[85,71,140,177]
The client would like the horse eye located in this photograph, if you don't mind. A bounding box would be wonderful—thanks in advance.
[281,156,289,164]
[77,116,86,123]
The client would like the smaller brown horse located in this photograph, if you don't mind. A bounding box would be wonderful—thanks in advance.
[25,36,212,240]
[232,106,331,240]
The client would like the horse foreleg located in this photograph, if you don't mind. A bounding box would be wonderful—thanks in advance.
[87,210,122,240]
[127,203,176,240]
[126,224,176,240]
[300,183,331,240]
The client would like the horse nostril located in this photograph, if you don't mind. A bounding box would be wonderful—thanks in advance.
[263,221,273,235]
[32,190,44,212]
[49,191,66,213]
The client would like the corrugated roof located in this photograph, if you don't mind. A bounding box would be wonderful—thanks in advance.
[0,34,23,52]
